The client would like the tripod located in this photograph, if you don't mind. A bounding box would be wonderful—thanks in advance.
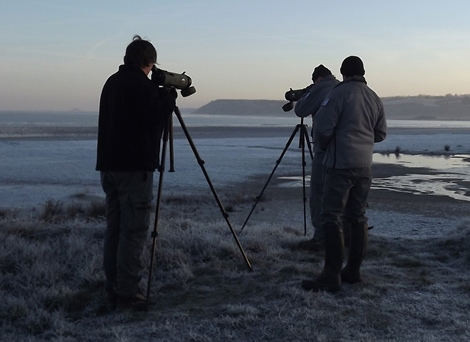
[240,117,314,235]
[146,105,253,307]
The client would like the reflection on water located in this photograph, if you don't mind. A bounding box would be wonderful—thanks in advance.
[372,153,470,201]
[373,153,469,169]
[276,153,470,202]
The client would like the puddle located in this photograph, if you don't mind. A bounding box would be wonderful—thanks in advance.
[372,153,470,201]
[276,153,470,202]
[373,153,470,169]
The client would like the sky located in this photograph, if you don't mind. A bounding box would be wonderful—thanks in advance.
[1,0,469,112]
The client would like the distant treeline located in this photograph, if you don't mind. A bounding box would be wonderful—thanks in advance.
[193,95,470,120]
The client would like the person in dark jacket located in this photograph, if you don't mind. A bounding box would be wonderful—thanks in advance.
[96,35,175,310]
[302,56,387,293]
[294,65,340,251]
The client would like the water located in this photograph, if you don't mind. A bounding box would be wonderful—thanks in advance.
[280,152,470,202]
[372,153,470,201]
[1,112,470,206]
[385,120,470,129]
[2,110,470,129]
[179,114,470,129]
[177,113,300,127]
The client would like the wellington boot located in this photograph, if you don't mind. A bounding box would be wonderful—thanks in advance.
[302,223,344,292]
[302,269,341,293]
[341,222,368,284]
[117,292,148,311]
[341,264,362,284]
[298,236,324,251]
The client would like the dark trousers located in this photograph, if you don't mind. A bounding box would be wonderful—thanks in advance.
[310,162,326,238]
[321,167,371,229]
[100,171,154,297]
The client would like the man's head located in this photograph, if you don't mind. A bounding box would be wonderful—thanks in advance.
[124,35,157,69]
[340,56,365,78]
[312,64,332,83]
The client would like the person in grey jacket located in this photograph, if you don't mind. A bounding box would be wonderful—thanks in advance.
[302,56,387,293]
[294,65,340,251]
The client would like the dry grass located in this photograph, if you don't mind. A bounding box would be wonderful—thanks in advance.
[1,194,470,341]
[39,199,106,223]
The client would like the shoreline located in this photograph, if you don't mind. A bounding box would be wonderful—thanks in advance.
[2,125,470,141]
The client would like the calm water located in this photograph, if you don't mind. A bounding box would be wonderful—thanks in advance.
[3,111,470,129]
[279,154,470,201]
[179,114,470,129]
[1,112,470,203]
[372,153,470,201]
[280,153,470,202]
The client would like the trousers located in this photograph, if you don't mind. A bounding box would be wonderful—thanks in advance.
[100,171,154,297]
[321,167,371,229]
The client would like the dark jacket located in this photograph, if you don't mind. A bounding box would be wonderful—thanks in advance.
[314,76,387,169]
[96,64,174,171]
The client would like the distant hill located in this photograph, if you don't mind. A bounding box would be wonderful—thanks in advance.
[193,95,470,120]
[194,99,287,116]
[382,95,470,120]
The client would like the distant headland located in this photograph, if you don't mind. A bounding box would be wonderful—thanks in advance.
[193,95,470,120]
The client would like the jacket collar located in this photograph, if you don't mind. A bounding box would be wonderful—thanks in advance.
[119,63,146,75]
[343,75,367,84]
[334,75,367,88]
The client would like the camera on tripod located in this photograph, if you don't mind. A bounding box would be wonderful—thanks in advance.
[282,84,313,112]
[152,66,196,97]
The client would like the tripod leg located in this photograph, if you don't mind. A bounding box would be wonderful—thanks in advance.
[146,121,170,308]
[240,124,301,232]
[169,114,175,172]
[173,106,253,271]
[304,128,314,160]
[300,125,309,236]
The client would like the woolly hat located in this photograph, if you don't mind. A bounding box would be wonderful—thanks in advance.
[312,64,332,81]
[340,56,365,77]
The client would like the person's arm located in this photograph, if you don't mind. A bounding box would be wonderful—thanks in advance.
[294,84,324,118]
[374,104,387,143]
[313,96,340,149]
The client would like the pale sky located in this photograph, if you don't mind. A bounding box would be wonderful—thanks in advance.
[1,0,469,111]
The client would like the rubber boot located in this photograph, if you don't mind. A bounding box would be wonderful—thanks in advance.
[341,222,368,284]
[298,226,324,251]
[297,235,324,251]
[302,223,344,293]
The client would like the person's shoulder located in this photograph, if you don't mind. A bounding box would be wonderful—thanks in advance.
[326,81,345,95]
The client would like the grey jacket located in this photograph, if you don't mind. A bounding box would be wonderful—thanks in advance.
[294,75,340,118]
[294,75,340,163]
[313,76,387,169]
